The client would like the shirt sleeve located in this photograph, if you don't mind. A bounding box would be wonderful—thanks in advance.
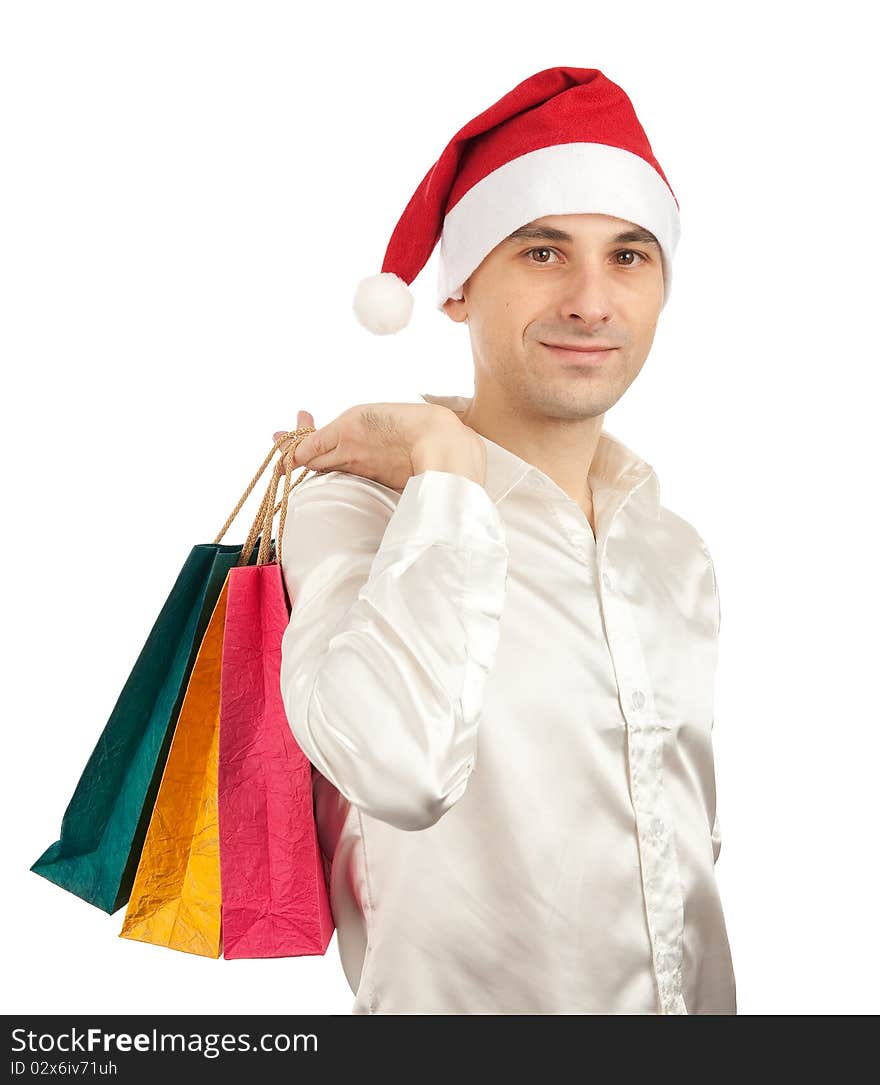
[698,535,723,862]
[278,468,509,832]
[697,533,722,638]
[711,810,722,864]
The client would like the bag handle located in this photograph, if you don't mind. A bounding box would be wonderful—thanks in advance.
[213,427,316,568]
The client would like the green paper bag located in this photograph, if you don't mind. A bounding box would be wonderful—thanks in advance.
[31,538,264,914]
[30,431,315,917]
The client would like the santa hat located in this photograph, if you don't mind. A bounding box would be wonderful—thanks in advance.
[352,65,680,335]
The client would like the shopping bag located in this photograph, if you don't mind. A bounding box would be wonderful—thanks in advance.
[117,459,302,958]
[218,454,335,959]
[117,576,231,957]
[30,538,261,914]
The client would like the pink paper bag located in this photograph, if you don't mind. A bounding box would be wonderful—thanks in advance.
[217,559,334,959]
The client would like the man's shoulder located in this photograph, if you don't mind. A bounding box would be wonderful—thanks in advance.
[655,500,715,563]
[652,501,720,634]
[283,469,407,546]
[290,468,402,508]
[279,470,404,572]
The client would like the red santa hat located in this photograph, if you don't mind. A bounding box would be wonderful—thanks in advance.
[353,65,680,335]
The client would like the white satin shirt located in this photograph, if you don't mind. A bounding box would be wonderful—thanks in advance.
[279,391,736,1015]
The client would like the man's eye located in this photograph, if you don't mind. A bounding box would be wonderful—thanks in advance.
[525,247,561,264]
[525,248,649,266]
[616,249,648,266]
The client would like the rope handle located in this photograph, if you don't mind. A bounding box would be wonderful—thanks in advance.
[212,426,317,568]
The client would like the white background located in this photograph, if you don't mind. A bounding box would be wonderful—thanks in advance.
[2,1,877,1016]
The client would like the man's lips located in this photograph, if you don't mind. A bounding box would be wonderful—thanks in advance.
[540,342,618,365]
[540,341,618,353]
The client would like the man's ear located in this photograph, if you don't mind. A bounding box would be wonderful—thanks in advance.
[442,295,469,325]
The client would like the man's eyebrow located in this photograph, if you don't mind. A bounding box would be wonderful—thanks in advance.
[503,223,661,247]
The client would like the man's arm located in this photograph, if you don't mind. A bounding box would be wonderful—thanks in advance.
[711,810,722,864]
[279,459,508,832]
[702,540,723,863]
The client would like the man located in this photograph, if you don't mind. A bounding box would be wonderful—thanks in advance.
[276,66,736,1015]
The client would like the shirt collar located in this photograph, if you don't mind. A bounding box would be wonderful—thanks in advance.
[418,392,661,519]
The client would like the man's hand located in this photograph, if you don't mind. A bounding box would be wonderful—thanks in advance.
[273,410,316,475]
[272,403,486,493]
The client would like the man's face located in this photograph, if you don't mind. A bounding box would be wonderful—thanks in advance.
[442,213,665,421]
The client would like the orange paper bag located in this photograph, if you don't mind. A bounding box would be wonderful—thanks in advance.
[118,578,230,957]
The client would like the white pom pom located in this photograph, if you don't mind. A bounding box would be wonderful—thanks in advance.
[352,272,414,335]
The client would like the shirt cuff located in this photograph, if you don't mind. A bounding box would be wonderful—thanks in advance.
[380,469,506,553]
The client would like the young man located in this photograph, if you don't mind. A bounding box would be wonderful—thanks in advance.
[277,66,736,1015]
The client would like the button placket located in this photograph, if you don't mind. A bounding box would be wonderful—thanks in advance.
[531,476,596,563]
[600,557,688,1016]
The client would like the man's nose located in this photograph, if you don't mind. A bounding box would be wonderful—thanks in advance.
[553,264,613,324]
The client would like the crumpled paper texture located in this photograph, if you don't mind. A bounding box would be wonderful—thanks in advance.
[118,576,229,957]
[31,542,249,914]
[218,560,334,959]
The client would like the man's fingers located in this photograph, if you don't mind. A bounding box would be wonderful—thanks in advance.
[293,431,318,463]
[273,412,318,469]
[274,411,316,442]
[296,420,344,469]
[272,413,336,472]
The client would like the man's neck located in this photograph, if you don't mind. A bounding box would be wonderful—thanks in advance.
[456,390,601,529]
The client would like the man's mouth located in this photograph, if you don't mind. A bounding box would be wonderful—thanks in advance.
[541,341,618,352]
[540,342,618,364]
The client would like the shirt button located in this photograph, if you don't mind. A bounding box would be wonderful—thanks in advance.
[602,572,612,589]
[631,689,646,710]
[651,817,665,834]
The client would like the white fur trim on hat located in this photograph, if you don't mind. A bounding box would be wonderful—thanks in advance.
[435,142,681,311]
